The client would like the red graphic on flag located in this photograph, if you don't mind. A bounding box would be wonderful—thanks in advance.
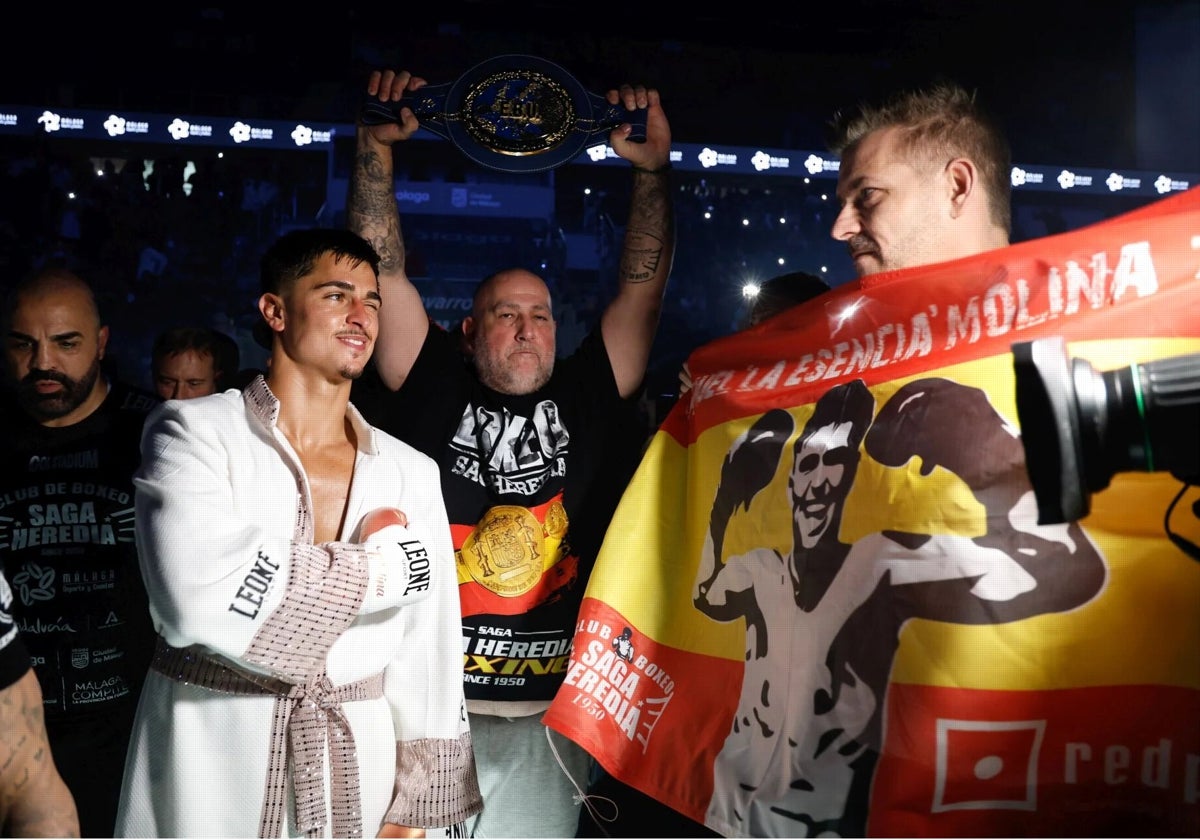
[934,719,1043,811]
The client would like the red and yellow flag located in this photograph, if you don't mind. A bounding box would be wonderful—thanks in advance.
[545,187,1200,836]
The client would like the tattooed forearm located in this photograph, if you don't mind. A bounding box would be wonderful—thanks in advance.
[0,685,31,802]
[1,673,80,837]
[617,232,665,283]
[346,142,406,275]
[619,169,674,285]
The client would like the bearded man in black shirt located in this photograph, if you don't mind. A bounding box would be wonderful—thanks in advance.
[1,265,157,838]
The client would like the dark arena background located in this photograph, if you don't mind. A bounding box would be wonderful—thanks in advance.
[1,1,1196,414]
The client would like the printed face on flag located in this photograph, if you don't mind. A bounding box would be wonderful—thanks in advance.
[789,420,857,549]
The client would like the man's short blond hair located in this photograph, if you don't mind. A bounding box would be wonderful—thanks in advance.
[829,82,1012,237]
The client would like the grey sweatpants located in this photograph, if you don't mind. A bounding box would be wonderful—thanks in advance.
[465,712,592,838]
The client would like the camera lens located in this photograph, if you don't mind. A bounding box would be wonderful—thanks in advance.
[1013,338,1200,524]
[1072,356,1145,494]
[1012,337,1086,523]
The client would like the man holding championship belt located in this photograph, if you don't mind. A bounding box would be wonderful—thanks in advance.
[349,66,674,837]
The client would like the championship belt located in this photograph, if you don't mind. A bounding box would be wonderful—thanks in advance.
[359,54,647,173]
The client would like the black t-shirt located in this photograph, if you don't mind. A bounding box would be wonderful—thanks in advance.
[354,327,643,702]
[0,381,158,723]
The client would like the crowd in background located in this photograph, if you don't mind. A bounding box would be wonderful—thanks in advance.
[0,130,1145,419]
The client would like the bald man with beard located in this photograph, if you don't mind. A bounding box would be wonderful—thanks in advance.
[349,68,676,837]
[1,265,158,838]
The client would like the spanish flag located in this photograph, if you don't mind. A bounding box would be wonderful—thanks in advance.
[544,187,1200,836]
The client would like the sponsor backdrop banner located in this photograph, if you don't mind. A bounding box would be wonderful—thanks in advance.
[544,187,1200,836]
[5,104,1195,197]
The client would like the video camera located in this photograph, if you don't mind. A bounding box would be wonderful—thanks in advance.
[1011,337,1200,559]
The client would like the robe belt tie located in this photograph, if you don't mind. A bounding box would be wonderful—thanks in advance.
[151,635,383,838]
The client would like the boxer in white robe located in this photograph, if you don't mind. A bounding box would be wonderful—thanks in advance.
[116,228,481,838]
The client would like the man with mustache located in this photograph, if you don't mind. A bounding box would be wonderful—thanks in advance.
[0,266,158,838]
[830,82,1011,276]
[693,84,1106,836]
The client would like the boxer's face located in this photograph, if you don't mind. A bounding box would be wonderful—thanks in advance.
[261,252,380,382]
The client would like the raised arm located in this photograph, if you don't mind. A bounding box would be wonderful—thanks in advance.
[694,409,794,618]
[347,69,430,391]
[865,377,1107,622]
[599,84,676,398]
[0,669,80,838]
